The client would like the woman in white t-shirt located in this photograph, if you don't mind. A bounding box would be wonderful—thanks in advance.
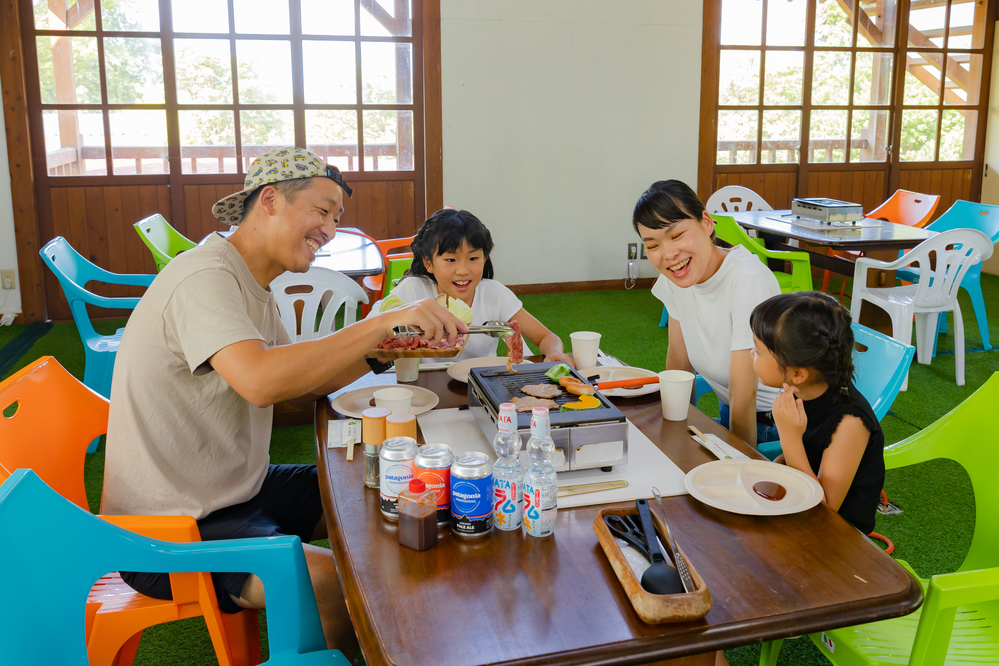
[371,208,574,364]
[634,180,781,447]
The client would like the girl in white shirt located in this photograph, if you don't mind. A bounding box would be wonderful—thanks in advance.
[376,208,574,364]
[634,180,781,447]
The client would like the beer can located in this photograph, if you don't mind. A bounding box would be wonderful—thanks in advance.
[379,436,418,520]
[415,444,453,526]
[449,453,493,538]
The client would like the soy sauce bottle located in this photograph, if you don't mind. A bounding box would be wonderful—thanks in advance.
[398,478,438,551]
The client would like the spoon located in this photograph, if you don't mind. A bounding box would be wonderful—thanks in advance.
[635,499,685,595]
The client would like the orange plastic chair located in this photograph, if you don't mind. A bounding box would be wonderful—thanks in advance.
[821,189,942,301]
[360,234,417,315]
[0,356,260,666]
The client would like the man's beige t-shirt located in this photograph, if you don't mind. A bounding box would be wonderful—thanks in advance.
[103,233,292,519]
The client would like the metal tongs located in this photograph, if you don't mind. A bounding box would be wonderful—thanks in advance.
[392,320,515,339]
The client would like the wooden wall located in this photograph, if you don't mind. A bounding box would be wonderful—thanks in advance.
[898,167,974,222]
[715,172,799,210]
[802,170,888,213]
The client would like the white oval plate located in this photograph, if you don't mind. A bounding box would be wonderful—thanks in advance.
[330,385,439,418]
[684,460,824,516]
[577,366,659,398]
[446,356,534,383]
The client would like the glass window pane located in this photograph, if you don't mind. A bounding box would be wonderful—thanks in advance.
[104,38,164,104]
[720,0,762,46]
[175,39,234,104]
[239,110,295,168]
[761,110,800,164]
[903,53,942,104]
[109,110,168,175]
[940,109,977,161]
[37,36,101,104]
[853,52,893,105]
[303,0,355,36]
[763,50,803,106]
[42,109,106,176]
[811,51,852,105]
[945,54,982,105]
[234,0,290,34]
[765,0,806,46]
[815,0,854,47]
[363,110,413,170]
[858,0,896,47]
[304,42,357,104]
[899,109,939,161]
[948,0,986,49]
[306,110,359,172]
[718,50,760,106]
[172,0,229,33]
[33,0,96,30]
[716,109,758,165]
[809,109,848,163]
[236,40,293,103]
[850,109,890,162]
[102,0,160,32]
[179,110,237,174]
[908,2,945,48]
[362,42,413,104]
[361,0,412,38]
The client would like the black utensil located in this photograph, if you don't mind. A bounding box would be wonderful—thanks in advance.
[605,515,650,560]
[636,499,685,595]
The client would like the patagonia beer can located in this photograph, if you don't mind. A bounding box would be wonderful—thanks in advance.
[414,443,453,526]
[379,436,418,520]
[449,453,493,538]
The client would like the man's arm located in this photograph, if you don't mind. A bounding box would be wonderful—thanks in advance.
[728,349,759,447]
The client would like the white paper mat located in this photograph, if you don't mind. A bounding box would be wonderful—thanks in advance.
[690,432,752,461]
[416,408,688,507]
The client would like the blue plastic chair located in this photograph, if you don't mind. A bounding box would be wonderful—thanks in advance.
[39,237,155,403]
[0,468,350,666]
[894,200,999,351]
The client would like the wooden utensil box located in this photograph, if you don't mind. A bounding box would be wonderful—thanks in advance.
[593,506,712,624]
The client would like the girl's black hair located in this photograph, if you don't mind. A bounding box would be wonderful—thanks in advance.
[750,291,855,396]
[407,208,495,281]
[632,179,717,241]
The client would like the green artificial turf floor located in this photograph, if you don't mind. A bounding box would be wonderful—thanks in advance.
[1,274,997,665]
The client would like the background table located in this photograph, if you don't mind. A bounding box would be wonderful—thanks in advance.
[315,367,921,666]
[202,227,382,278]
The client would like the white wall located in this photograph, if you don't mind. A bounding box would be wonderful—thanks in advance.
[440,0,703,284]
[0,67,24,317]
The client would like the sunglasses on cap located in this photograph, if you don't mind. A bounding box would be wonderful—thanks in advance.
[325,165,353,198]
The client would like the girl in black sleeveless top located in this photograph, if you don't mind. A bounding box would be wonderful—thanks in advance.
[749,292,885,534]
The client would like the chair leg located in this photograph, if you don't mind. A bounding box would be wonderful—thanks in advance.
[821,270,833,294]
[758,638,784,666]
[914,312,937,366]
[659,306,669,327]
[965,282,991,350]
[892,307,914,392]
[111,632,142,666]
[954,303,965,386]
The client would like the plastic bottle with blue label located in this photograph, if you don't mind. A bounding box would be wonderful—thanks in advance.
[523,406,557,537]
[492,402,524,531]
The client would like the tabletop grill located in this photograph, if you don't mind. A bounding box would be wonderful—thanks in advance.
[468,362,628,472]
[791,197,864,223]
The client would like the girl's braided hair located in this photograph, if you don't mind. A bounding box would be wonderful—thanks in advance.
[750,291,855,397]
[406,208,495,281]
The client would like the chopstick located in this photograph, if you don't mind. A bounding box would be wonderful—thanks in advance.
[687,425,732,460]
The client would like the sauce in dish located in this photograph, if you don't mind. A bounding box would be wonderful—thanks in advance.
[753,481,787,502]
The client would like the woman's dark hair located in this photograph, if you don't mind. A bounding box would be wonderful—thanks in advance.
[407,208,495,281]
[632,180,716,241]
[750,291,855,396]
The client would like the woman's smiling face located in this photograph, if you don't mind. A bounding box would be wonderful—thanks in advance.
[638,211,720,287]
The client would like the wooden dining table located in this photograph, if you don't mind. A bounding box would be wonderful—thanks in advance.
[315,362,921,666]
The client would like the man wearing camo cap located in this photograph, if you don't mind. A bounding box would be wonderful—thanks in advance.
[103,147,465,654]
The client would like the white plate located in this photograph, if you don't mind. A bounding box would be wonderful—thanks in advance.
[578,366,659,398]
[330,385,439,418]
[684,460,824,516]
[446,356,534,383]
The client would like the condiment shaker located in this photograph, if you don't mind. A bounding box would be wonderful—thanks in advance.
[398,478,438,551]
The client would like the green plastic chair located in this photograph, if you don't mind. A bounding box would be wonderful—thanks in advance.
[759,372,999,666]
[384,256,413,298]
[133,214,196,272]
[712,214,813,293]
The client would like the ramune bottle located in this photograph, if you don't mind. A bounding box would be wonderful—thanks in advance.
[523,406,557,537]
[491,402,524,530]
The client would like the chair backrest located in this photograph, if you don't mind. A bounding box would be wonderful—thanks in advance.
[0,356,108,510]
[712,214,768,262]
[851,323,915,421]
[897,228,994,309]
[705,186,774,213]
[133,214,196,272]
[384,255,414,297]
[926,199,999,244]
[270,266,369,342]
[866,189,940,228]
[883,372,999,573]
[39,236,95,295]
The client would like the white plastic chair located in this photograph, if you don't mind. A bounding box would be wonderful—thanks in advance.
[705,185,774,213]
[271,266,369,342]
[850,228,993,388]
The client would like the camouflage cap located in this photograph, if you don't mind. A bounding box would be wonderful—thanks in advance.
[212,147,353,225]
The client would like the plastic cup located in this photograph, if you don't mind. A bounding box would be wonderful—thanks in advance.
[658,370,695,421]
[395,357,420,383]
[570,331,601,370]
[373,387,413,415]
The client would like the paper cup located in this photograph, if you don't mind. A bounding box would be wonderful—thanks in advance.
[658,370,695,421]
[373,387,413,415]
[394,357,419,383]
[570,331,601,370]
